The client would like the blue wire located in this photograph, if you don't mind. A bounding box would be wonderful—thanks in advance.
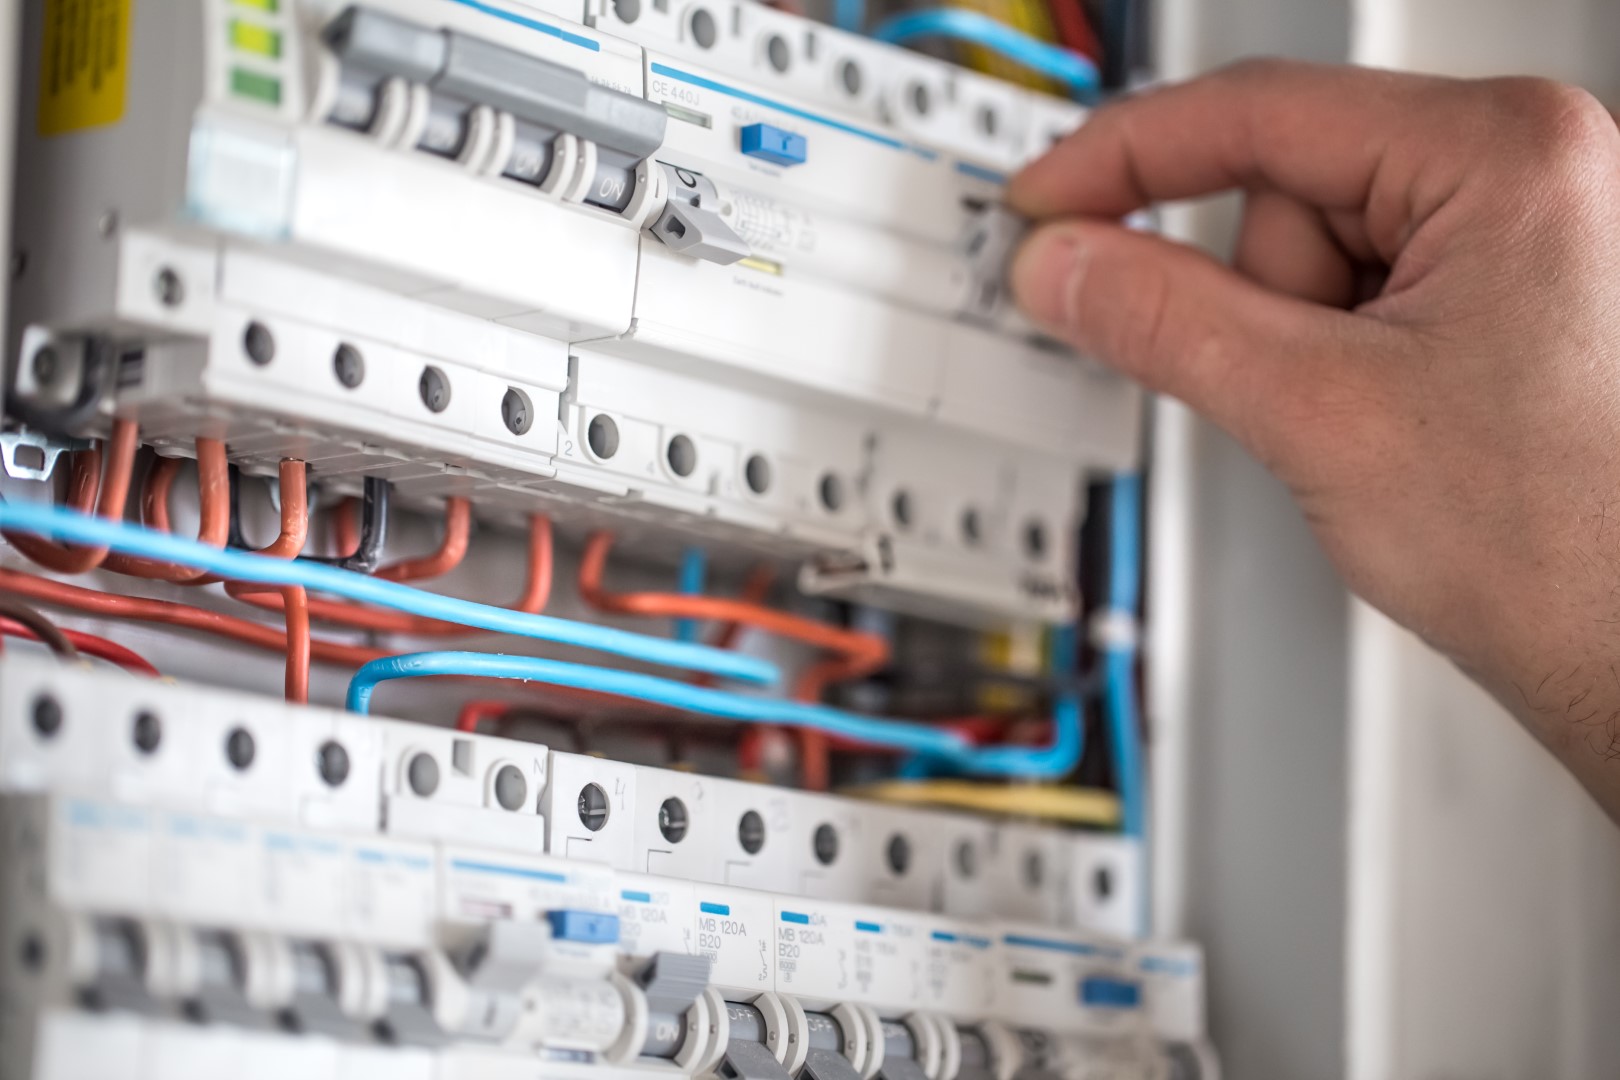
[674,546,706,643]
[346,651,1085,777]
[1103,474,1146,850]
[0,500,776,686]
[870,10,1100,98]
[833,0,865,32]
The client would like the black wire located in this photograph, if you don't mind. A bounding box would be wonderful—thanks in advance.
[4,341,117,436]
[1098,0,1134,90]
[300,476,389,574]
[0,594,80,659]
[226,465,252,550]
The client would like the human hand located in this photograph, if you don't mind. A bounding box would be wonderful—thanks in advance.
[1009,60,1620,820]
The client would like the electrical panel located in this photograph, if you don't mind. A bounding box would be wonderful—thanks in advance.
[0,1,1206,1078]
[9,0,1139,626]
[0,655,1213,1079]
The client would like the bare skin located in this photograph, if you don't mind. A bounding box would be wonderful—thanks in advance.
[1008,60,1620,822]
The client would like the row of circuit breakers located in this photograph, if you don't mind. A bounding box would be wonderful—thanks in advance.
[0,655,1214,1080]
[9,0,1141,629]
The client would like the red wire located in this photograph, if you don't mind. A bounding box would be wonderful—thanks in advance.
[1047,0,1103,61]
[0,617,161,677]
[456,699,514,734]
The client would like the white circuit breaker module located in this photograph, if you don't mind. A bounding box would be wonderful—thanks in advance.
[0,0,1207,1078]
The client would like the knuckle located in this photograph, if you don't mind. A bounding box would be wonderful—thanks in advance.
[1491,78,1615,165]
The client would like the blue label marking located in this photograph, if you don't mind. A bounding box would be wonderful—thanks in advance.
[621,889,652,903]
[1080,975,1141,1009]
[650,63,937,159]
[1138,955,1200,976]
[450,858,567,883]
[931,930,958,943]
[780,911,811,925]
[700,901,731,916]
[1003,933,1100,956]
[444,0,601,51]
[855,920,882,934]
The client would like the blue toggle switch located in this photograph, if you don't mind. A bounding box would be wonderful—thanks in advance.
[1079,975,1142,1009]
[740,123,808,167]
[547,909,621,945]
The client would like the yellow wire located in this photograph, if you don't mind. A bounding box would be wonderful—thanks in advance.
[851,779,1120,827]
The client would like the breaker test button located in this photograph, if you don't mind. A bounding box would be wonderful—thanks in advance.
[1079,975,1142,1009]
[547,909,622,945]
[740,123,808,167]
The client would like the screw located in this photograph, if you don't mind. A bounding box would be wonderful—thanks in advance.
[419,367,450,413]
[225,727,256,770]
[30,347,59,388]
[153,268,184,308]
[132,711,162,754]
[317,740,350,787]
[501,388,531,435]
[407,752,440,796]
[493,765,527,811]
[333,344,364,389]
[31,694,62,739]
[243,322,275,366]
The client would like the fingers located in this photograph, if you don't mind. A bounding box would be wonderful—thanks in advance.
[1232,188,1359,307]
[1010,219,1377,456]
[1009,60,1458,242]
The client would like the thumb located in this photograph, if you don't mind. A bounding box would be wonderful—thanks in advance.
[1011,219,1362,453]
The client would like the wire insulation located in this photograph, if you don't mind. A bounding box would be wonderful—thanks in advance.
[0,617,159,676]
[0,596,79,659]
[870,9,1100,96]
[377,497,471,582]
[853,779,1119,826]
[0,501,775,685]
[348,651,967,754]
[3,419,139,573]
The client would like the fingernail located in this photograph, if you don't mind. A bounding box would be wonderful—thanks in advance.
[1010,226,1084,336]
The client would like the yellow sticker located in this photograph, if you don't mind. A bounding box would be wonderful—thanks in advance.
[37,0,131,136]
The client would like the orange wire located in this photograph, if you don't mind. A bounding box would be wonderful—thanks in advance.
[377,497,471,582]
[0,568,383,668]
[4,419,140,573]
[101,439,230,582]
[205,459,315,701]
[708,563,777,650]
[0,616,161,676]
[191,459,310,586]
[582,532,886,791]
[232,513,553,635]
[280,586,310,703]
[332,496,361,560]
[579,532,887,672]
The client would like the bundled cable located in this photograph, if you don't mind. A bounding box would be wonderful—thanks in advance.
[871,9,1100,97]
[0,500,775,685]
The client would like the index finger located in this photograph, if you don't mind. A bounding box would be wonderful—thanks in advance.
[1009,59,1459,224]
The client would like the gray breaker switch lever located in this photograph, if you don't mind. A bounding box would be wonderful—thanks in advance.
[650,163,751,265]
[323,6,666,211]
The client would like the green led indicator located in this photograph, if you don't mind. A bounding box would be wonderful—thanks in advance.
[232,0,280,11]
[230,67,282,106]
[230,19,282,58]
